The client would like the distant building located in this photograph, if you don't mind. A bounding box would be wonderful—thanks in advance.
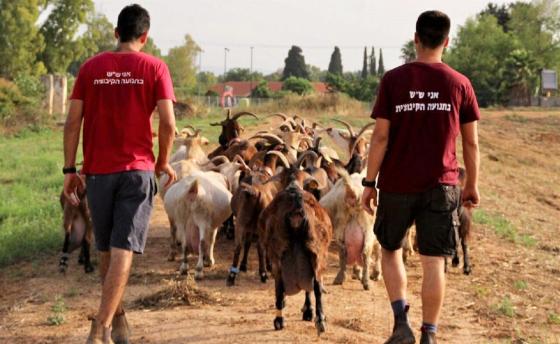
[208,81,329,98]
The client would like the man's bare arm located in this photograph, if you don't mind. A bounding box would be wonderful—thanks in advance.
[63,100,84,168]
[155,99,177,187]
[460,121,480,206]
[365,118,391,181]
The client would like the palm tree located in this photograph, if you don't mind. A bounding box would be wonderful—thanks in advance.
[400,40,416,64]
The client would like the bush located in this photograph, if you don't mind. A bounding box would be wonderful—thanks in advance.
[14,74,45,100]
[0,78,51,133]
[251,80,272,98]
[282,76,314,96]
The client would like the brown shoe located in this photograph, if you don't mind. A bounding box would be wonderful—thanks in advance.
[111,311,131,344]
[86,318,114,344]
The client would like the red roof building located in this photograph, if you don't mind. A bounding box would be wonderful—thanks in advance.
[209,81,329,97]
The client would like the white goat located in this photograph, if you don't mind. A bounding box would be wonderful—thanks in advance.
[163,170,232,279]
[320,170,381,290]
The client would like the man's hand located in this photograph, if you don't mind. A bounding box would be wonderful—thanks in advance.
[63,173,85,207]
[361,187,378,216]
[462,184,480,209]
[156,162,177,188]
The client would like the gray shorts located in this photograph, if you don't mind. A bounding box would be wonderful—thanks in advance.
[86,170,157,254]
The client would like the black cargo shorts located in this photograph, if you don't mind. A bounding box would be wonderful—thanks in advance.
[373,184,460,257]
[86,170,157,254]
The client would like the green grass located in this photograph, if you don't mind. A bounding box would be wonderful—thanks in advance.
[495,295,516,318]
[46,295,66,326]
[0,128,69,266]
[548,312,560,325]
[513,280,528,291]
[473,210,537,247]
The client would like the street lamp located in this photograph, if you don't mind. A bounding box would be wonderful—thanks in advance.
[250,46,254,97]
[224,47,229,78]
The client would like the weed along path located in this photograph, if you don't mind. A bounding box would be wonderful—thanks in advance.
[0,110,559,343]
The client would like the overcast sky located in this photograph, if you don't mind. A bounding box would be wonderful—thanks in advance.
[93,0,516,75]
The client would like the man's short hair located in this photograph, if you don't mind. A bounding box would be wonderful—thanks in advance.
[117,4,150,43]
[416,11,450,49]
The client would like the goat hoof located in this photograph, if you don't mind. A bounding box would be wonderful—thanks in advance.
[315,317,327,335]
[239,264,247,272]
[59,265,67,274]
[226,272,237,287]
[452,257,460,267]
[273,316,284,330]
[333,273,344,285]
[370,272,381,281]
[78,256,85,265]
[362,283,370,291]
[84,264,94,273]
[463,266,472,275]
[302,308,313,322]
[194,271,204,280]
[179,263,188,275]
[203,260,212,268]
[260,272,268,283]
[167,253,176,262]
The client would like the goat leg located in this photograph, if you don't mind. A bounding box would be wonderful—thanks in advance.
[167,218,178,261]
[257,242,268,283]
[361,252,371,291]
[273,277,285,330]
[227,242,242,287]
[239,238,251,272]
[313,277,327,336]
[195,228,206,280]
[204,228,218,267]
[223,215,235,240]
[59,233,70,273]
[452,225,461,267]
[81,239,94,273]
[333,247,347,285]
[179,240,189,276]
[370,242,381,281]
[462,238,472,275]
[301,291,313,321]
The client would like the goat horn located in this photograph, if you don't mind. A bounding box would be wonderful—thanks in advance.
[249,133,285,146]
[183,124,197,132]
[209,122,222,126]
[313,136,323,150]
[210,155,230,165]
[297,136,314,149]
[295,150,319,169]
[231,111,259,121]
[232,154,251,171]
[333,118,356,137]
[264,113,289,121]
[266,150,290,169]
[349,122,376,156]
[226,108,231,119]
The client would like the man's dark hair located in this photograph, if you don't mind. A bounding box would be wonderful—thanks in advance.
[117,4,150,43]
[416,11,450,49]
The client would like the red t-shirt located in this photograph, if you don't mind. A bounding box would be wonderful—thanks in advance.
[70,51,175,174]
[371,62,480,193]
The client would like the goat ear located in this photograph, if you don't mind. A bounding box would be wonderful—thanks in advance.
[344,183,357,202]
[201,137,209,145]
[304,178,319,191]
[186,180,199,201]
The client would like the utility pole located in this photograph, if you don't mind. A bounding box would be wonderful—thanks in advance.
[250,46,254,97]
[224,47,229,79]
[197,49,203,96]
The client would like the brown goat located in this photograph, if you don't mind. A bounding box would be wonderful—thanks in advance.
[59,190,94,274]
[208,110,259,159]
[258,157,333,335]
[450,167,473,275]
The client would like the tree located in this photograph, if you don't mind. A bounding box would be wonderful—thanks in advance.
[282,76,313,95]
[39,0,94,73]
[143,37,162,58]
[0,0,46,79]
[369,46,377,75]
[307,64,327,82]
[165,34,201,92]
[282,46,309,80]
[499,49,538,105]
[400,40,416,64]
[479,2,511,31]
[361,47,368,79]
[328,46,343,76]
[445,15,519,106]
[251,80,273,98]
[378,48,385,76]
[196,71,216,95]
[223,68,263,82]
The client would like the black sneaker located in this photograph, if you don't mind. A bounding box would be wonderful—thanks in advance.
[420,330,437,344]
[384,321,416,344]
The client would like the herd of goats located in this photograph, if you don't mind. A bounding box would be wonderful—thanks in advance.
[58,110,473,335]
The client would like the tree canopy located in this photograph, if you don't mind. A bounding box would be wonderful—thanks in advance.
[328,46,343,76]
[165,34,201,92]
[282,46,309,80]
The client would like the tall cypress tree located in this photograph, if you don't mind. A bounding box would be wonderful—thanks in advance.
[369,46,376,75]
[361,47,368,79]
[327,46,343,76]
[282,45,309,80]
[378,48,385,76]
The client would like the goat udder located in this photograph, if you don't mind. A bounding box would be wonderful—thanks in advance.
[345,223,364,266]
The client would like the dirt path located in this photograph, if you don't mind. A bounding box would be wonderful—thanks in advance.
[1,111,559,343]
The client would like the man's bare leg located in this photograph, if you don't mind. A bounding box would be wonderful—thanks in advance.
[420,255,445,325]
[96,248,133,327]
[98,251,125,316]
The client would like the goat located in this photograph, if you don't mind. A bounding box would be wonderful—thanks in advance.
[450,167,473,275]
[208,110,259,159]
[259,154,332,335]
[163,170,232,279]
[59,188,94,274]
[170,129,209,164]
[320,169,381,290]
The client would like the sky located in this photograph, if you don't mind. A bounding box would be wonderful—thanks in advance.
[93,0,516,75]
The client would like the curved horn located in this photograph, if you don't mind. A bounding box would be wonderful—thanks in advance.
[231,111,259,121]
[209,155,230,166]
[333,118,356,137]
[313,136,322,150]
[297,136,314,150]
[232,154,250,171]
[209,122,222,126]
[349,122,376,155]
[264,113,289,121]
[183,124,197,132]
[226,108,231,119]
[295,150,319,169]
[249,133,285,146]
[266,150,290,169]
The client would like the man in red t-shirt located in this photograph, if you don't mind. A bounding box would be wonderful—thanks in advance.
[361,11,480,344]
[62,4,177,343]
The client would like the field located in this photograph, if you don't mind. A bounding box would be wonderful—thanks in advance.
[0,107,559,343]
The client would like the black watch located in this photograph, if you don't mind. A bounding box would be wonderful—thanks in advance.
[361,178,376,188]
[62,166,77,175]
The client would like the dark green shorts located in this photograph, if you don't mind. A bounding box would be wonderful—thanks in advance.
[373,184,460,257]
[86,171,157,254]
